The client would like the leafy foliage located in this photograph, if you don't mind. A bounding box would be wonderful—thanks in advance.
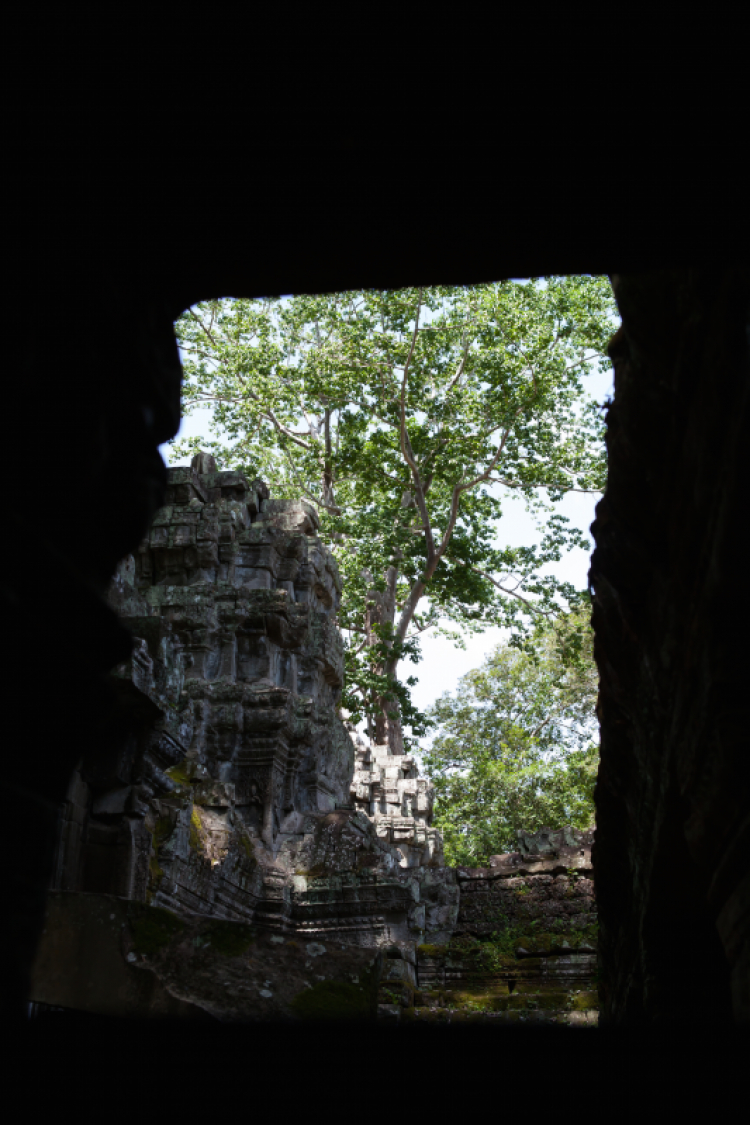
[171,278,615,750]
[422,608,599,865]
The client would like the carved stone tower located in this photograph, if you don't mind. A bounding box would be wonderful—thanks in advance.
[51,454,457,948]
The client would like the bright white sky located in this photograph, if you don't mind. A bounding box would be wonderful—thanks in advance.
[161,285,616,754]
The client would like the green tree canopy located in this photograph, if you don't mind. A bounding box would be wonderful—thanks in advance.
[422,608,599,866]
[171,277,615,752]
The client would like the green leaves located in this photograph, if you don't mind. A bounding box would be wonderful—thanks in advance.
[171,277,616,752]
[423,608,599,865]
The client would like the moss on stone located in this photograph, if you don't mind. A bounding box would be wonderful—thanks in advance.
[149,855,164,887]
[439,936,520,973]
[129,905,185,955]
[291,980,373,1020]
[165,761,193,787]
[477,923,598,958]
[417,943,447,958]
[201,920,256,957]
[451,984,510,1012]
[189,807,203,852]
[569,990,599,1011]
[152,816,173,847]
[414,921,599,1022]
[528,992,570,1011]
[379,985,403,1006]
[417,1007,450,1022]
[379,979,416,1009]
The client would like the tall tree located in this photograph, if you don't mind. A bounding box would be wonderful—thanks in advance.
[422,608,599,866]
[171,278,615,752]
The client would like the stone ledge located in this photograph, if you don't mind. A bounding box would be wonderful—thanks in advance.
[31,892,385,1022]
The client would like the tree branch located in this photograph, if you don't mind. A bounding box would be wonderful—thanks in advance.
[278,443,341,515]
[398,290,423,480]
[444,333,472,397]
[450,561,554,618]
[397,291,438,567]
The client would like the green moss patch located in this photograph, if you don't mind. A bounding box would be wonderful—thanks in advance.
[450,984,510,1012]
[379,985,403,1007]
[240,835,256,863]
[189,807,204,852]
[415,1007,451,1022]
[129,905,185,955]
[569,990,599,1011]
[415,924,599,1020]
[165,762,194,787]
[447,921,598,960]
[201,921,256,957]
[417,943,448,958]
[291,980,374,1020]
[294,864,327,878]
[152,816,173,847]
[148,856,165,887]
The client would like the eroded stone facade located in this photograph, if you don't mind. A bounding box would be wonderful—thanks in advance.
[51,456,456,958]
[34,828,598,1024]
[388,829,598,1025]
[38,457,596,1023]
[350,734,444,867]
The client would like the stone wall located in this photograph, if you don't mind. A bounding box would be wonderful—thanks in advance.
[590,268,750,1025]
[33,829,598,1024]
[350,733,444,866]
[399,828,598,1025]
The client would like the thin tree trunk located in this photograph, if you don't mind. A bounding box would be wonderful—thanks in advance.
[322,407,335,510]
[365,563,404,755]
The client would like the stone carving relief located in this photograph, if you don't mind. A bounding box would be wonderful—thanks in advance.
[348,729,444,868]
[51,454,456,953]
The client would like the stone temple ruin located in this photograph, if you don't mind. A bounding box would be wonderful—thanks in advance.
[32,456,597,1023]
